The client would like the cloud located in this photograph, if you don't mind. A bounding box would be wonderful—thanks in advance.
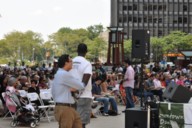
[31,9,44,16]
[52,6,63,12]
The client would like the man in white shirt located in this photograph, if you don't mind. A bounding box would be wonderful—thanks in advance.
[70,43,92,128]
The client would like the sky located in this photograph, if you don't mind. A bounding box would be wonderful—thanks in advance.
[0,0,110,41]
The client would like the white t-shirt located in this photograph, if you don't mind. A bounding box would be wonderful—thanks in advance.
[70,56,92,98]
[153,78,162,89]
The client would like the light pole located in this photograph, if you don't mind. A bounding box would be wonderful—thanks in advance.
[32,48,35,63]
[107,27,124,65]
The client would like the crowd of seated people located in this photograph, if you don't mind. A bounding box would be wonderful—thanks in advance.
[0,63,55,117]
[92,62,192,112]
[1,61,192,118]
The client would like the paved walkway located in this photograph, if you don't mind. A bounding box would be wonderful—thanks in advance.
[0,105,125,128]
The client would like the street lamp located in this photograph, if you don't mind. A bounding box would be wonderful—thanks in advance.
[107,27,124,65]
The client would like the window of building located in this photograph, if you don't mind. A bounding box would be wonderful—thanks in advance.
[123,5,127,11]
[143,16,147,23]
[158,18,163,23]
[183,5,187,11]
[163,5,167,11]
[138,17,142,23]
[128,16,132,22]
[183,17,187,23]
[153,18,157,23]
[143,4,147,11]
[123,17,127,22]
[133,17,137,22]
[119,17,122,23]
[123,31,127,37]
[158,30,163,36]
[158,5,163,11]
[190,17,192,23]
[173,17,178,23]
[178,17,182,23]
[148,4,152,11]
[128,5,132,11]
[148,16,152,23]
[133,4,137,11]
[153,5,157,10]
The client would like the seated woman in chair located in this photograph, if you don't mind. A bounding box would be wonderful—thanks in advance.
[92,77,120,116]
[28,80,40,95]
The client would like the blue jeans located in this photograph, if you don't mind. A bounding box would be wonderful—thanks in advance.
[96,96,118,113]
[135,90,154,101]
[125,87,134,109]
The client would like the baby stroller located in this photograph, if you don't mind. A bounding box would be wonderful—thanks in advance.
[4,91,39,128]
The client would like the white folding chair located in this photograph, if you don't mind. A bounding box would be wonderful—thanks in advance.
[39,91,55,106]
[26,93,51,122]
[39,91,55,119]
[18,90,27,97]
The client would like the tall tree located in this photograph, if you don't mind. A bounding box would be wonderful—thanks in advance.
[87,24,104,40]
[1,30,43,64]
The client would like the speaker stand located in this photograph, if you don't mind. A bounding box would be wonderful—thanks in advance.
[140,58,145,108]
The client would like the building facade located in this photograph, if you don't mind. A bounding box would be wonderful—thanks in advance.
[111,0,192,39]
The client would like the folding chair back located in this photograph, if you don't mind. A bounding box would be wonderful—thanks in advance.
[27,92,52,122]
[40,91,52,100]
[18,90,27,97]
[27,93,39,102]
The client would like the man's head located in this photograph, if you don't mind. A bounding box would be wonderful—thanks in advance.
[58,54,73,71]
[124,58,131,67]
[31,80,37,87]
[95,77,102,85]
[19,76,28,85]
[77,43,87,56]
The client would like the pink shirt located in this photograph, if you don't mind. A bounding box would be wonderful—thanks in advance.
[123,66,135,88]
[176,80,184,86]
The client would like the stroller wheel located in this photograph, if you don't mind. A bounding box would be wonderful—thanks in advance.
[10,121,17,127]
[35,119,39,125]
[30,122,36,128]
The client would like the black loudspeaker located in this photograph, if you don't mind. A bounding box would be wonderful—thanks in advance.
[132,29,150,58]
[125,108,159,128]
[163,82,192,103]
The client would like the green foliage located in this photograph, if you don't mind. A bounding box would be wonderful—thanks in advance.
[86,37,107,61]
[124,39,132,58]
[87,24,104,40]
[49,24,107,61]
[1,27,192,65]
[0,30,43,63]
